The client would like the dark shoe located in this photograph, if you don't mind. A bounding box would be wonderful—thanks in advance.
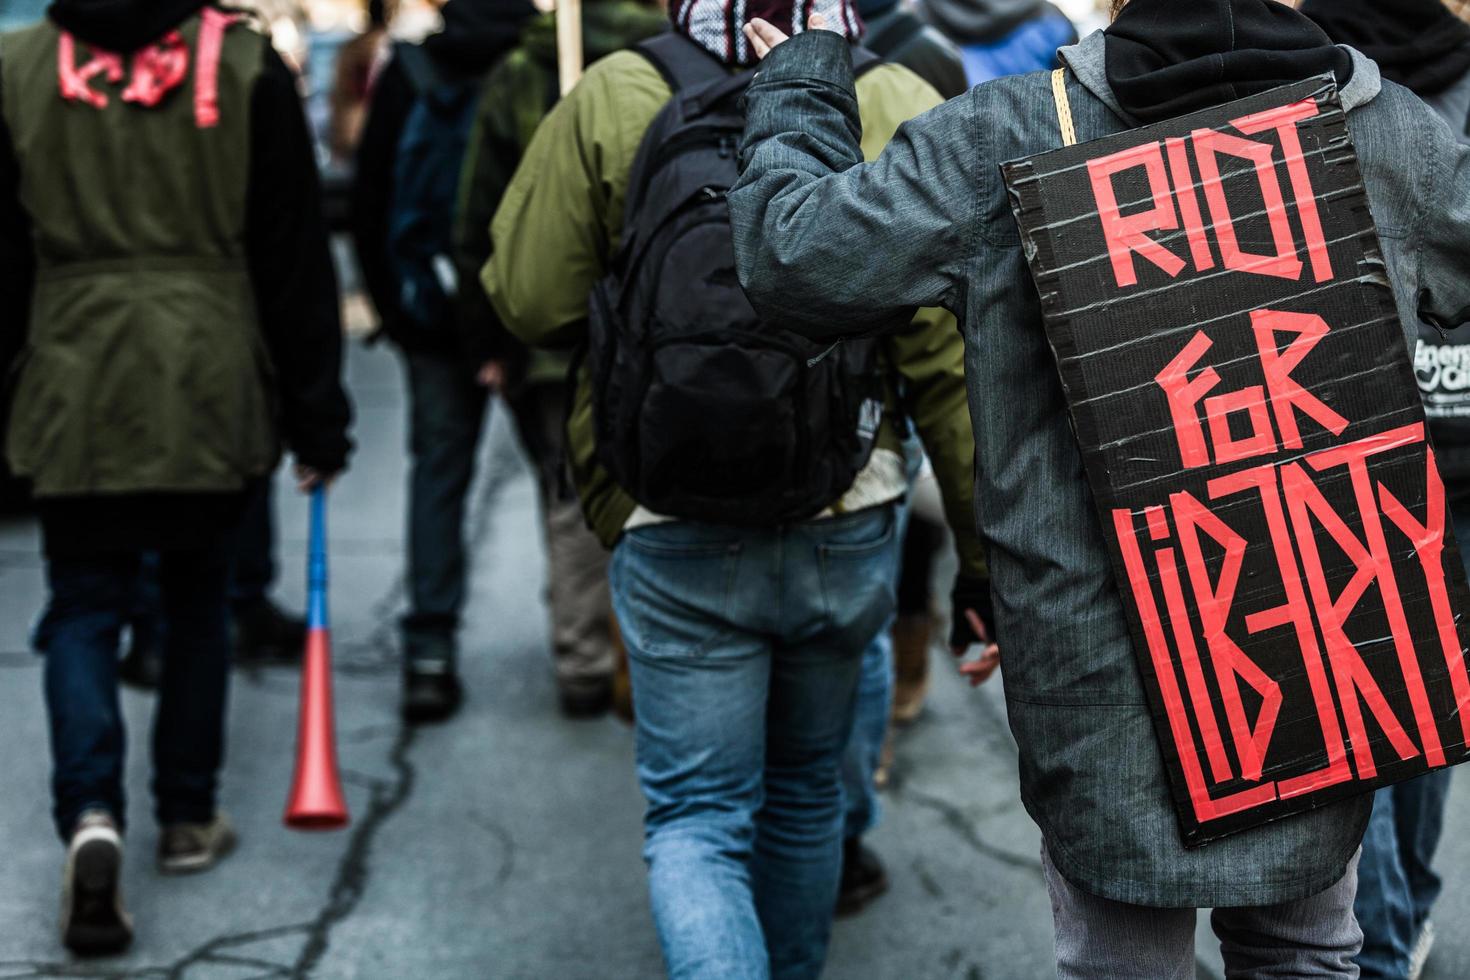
[158,812,237,875]
[559,678,613,720]
[61,811,133,956]
[402,668,463,724]
[232,599,306,665]
[117,635,162,691]
[836,838,889,918]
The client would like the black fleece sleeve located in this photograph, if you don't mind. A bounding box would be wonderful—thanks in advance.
[350,57,413,336]
[247,41,353,473]
[0,71,34,390]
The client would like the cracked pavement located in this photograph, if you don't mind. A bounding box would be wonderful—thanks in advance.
[2,342,1470,979]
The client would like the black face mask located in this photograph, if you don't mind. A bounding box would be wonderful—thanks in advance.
[48,0,210,53]
[1105,0,1353,124]
[1302,0,1470,97]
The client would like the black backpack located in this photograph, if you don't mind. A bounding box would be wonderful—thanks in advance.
[586,34,886,527]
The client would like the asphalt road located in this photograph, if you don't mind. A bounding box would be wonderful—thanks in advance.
[1,339,1468,979]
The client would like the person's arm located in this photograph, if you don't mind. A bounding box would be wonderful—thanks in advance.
[349,57,413,335]
[452,67,530,376]
[730,29,980,340]
[247,41,353,480]
[1418,114,1470,331]
[0,73,33,385]
[484,52,668,350]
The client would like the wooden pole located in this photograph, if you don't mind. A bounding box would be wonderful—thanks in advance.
[555,0,583,96]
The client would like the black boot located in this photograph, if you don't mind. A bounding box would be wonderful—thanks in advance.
[836,837,889,917]
[232,598,306,665]
[117,631,163,691]
[402,668,464,724]
[558,677,614,720]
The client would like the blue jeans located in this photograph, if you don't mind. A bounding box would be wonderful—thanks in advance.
[611,507,897,980]
[1354,493,1469,977]
[35,547,232,839]
[402,351,489,660]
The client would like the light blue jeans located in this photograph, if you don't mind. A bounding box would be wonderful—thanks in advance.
[611,507,897,980]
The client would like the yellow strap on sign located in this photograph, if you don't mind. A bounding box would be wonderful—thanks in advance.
[1051,67,1077,148]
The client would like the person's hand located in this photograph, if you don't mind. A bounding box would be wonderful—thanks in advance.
[477,360,506,390]
[952,607,1001,688]
[743,12,830,61]
[295,464,340,493]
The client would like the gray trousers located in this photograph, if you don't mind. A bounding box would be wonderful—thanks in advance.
[508,381,614,691]
[1043,846,1362,979]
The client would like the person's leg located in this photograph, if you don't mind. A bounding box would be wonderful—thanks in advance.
[1394,770,1452,939]
[151,543,233,829]
[36,554,137,839]
[756,508,895,979]
[1355,787,1414,977]
[401,351,488,712]
[1041,844,1197,980]
[229,480,274,606]
[1216,851,1362,979]
[612,522,773,980]
[839,628,892,844]
[512,382,615,711]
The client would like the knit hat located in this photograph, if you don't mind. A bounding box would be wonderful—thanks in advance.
[670,0,863,66]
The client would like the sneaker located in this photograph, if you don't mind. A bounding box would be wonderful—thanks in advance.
[836,837,890,918]
[158,812,237,875]
[232,599,306,665]
[402,667,464,724]
[559,677,613,720]
[61,811,132,956]
[1409,919,1435,980]
[117,634,162,691]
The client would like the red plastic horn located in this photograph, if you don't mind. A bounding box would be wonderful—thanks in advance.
[285,487,349,830]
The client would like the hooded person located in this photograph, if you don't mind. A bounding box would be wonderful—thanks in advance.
[916,0,1076,85]
[349,0,536,724]
[0,0,351,956]
[856,0,968,98]
[729,0,1470,975]
[481,0,994,973]
[1299,4,1470,974]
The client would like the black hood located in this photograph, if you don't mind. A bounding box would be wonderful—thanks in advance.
[1302,0,1470,97]
[48,0,209,53]
[422,0,537,76]
[1105,0,1353,124]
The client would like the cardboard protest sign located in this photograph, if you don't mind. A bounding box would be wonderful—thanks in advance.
[1002,76,1470,845]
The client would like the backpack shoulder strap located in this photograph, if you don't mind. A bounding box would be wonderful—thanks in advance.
[395,41,441,95]
[851,45,883,80]
[864,13,925,62]
[636,32,728,93]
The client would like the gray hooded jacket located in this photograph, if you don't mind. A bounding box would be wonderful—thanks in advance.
[730,28,1470,907]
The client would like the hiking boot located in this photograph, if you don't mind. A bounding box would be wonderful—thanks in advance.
[61,811,132,956]
[158,813,237,875]
[836,838,889,917]
[559,677,613,720]
[232,599,306,665]
[402,667,463,724]
[890,612,933,725]
[117,633,162,691]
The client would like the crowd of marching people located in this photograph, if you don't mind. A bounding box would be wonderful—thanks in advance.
[2,0,1470,976]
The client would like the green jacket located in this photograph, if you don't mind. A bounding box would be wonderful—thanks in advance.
[452,2,667,385]
[1,15,277,497]
[484,47,986,584]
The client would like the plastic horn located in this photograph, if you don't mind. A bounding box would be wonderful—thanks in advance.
[284,485,350,830]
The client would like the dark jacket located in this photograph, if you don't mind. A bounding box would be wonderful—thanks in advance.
[859,0,967,100]
[451,0,668,377]
[350,0,534,356]
[730,14,1470,905]
[0,0,351,551]
[916,0,1075,86]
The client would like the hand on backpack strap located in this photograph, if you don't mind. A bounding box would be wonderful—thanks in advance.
[949,574,1000,688]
